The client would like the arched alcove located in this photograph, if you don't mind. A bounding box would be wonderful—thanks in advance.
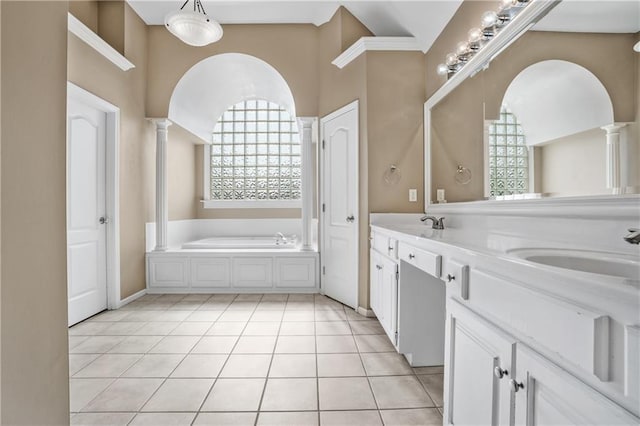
[168,53,297,141]
[501,60,614,146]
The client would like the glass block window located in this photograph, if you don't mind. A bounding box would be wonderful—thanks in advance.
[488,107,528,197]
[209,100,301,201]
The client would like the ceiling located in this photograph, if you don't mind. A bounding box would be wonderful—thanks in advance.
[126,0,463,52]
[534,0,640,33]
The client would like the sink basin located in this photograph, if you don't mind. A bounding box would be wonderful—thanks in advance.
[508,248,640,280]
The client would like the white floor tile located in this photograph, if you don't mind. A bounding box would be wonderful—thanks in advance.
[320,410,382,426]
[261,378,318,411]
[148,336,200,354]
[191,336,239,354]
[318,377,376,410]
[142,378,214,412]
[257,411,318,426]
[193,412,256,426]
[122,354,185,378]
[275,335,316,354]
[170,354,227,378]
[81,378,163,412]
[219,354,272,378]
[201,378,265,411]
[74,354,142,378]
[269,354,316,378]
[69,378,114,412]
[130,412,196,426]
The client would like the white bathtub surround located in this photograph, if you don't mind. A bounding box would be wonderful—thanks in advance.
[145,219,319,293]
[369,196,640,423]
[299,117,317,251]
[149,118,172,251]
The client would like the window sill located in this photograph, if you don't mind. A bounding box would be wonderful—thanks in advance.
[201,200,302,209]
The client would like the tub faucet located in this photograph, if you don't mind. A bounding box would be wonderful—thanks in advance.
[275,232,287,245]
[624,228,640,244]
[420,215,445,230]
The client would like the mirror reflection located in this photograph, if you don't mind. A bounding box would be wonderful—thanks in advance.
[430,0,639,203]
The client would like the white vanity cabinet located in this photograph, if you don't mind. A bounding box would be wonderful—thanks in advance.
[369,231,398,346]
[445,299,514,426]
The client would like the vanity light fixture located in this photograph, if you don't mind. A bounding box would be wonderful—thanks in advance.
[436,0,531,77]
[165,0,223,47]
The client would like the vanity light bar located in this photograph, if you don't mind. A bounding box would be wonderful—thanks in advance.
[437,0,532,78]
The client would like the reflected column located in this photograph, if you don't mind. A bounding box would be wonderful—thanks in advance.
[601,123,627,195]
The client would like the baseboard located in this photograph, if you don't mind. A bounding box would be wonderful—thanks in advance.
[356,306,376,318]
[116,288,146,309]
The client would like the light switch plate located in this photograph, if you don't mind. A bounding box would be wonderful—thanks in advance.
[409,189,417,202]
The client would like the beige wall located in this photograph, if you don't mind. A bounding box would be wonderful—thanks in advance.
[427,28,639,202]
[68,3,153,299]
[540,128,608,197]
[69,0,98,33]
[1,2,70,423]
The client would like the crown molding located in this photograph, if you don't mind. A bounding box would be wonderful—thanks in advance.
[332,36,423,69]
[68,13,135,72]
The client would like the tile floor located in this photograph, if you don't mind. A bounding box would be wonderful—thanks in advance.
[69,293,444,426]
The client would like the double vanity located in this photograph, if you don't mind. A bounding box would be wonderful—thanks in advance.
[369,209,639,425]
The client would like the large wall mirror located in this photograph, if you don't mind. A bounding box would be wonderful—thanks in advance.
[426,0,639,207]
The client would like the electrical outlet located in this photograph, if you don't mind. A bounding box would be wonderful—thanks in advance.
[409,189,418,202]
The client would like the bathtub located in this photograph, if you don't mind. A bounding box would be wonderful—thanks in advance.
[181,236,297,250]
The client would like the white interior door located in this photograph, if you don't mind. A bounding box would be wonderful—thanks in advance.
[320,101,359,309]
[67,97,108,326]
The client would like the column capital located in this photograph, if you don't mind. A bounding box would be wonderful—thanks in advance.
[147,117,172,129]
[601,122,629,133]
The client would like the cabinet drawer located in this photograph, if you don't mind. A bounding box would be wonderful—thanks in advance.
[469,268,610,381]
[372,232,397,259]
[398,243,442,278]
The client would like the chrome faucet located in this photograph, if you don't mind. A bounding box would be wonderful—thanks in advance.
[624,228,640,244]
[275,232,287,245]
[420,215,445,230]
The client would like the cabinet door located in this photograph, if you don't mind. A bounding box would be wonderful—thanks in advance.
[379,256,398,344]
[445,300,514,426]
[369,250,382,317]
[513,344,640,426]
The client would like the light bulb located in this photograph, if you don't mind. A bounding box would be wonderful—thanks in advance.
[437,64,449,76]
[481,11,498,28]
[499,0,515,11]
[468,27,483,43]
[445,53,458,67]
[456,41,469,55]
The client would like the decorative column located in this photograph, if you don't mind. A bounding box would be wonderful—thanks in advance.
[149,118,172,251]
[299,118,316,251]
[601,123,627,195]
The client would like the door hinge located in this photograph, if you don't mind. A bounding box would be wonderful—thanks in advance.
[322,266,326,275]
[322,203,325,213]
[395,267,399,282]
[322,139,325,149]
[394,331,398,345]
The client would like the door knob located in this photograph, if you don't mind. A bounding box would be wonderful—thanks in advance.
[376,265,383,270]
[446,274,455,282]
[408,253,415,259]
[346,215,355,223]
[99,216,109,225]
[494,366,508,379]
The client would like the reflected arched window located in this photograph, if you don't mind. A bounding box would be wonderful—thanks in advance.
[488,107,529,197]
[209,99,301,203]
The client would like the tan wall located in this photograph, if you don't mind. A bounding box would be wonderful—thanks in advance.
[366,51,426,213]
[69,0,98,33]
[427,28,639,202]
[167,125,199,220]
[68,4,153,299]
[1,2,70,423]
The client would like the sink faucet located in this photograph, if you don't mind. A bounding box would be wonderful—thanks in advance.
[624,228,640,244]
[420,215,445,230]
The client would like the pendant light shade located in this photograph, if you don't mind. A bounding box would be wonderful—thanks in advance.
[165,0,223,47]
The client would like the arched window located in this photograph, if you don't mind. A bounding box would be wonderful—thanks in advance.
[488,107,529,197]
[208,99,301,205]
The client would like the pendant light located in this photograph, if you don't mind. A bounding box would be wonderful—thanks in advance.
[165,0,223,47]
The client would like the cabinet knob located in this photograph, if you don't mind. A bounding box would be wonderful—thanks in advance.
[509,379,524,392]
[494,366,508,379]
[446,274,455,282]
[408,253,415,259]
[388,246,394,251]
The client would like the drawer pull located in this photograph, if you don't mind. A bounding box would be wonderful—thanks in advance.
[494,366,508,379]
[509,379,524,392]
[408,253,415,259]
[447,274,455,282]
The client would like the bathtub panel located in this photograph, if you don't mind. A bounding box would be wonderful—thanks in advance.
[191,258,231,288]
[275,257,317,288]
[148,257,189,288]
[233,258,273,288]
